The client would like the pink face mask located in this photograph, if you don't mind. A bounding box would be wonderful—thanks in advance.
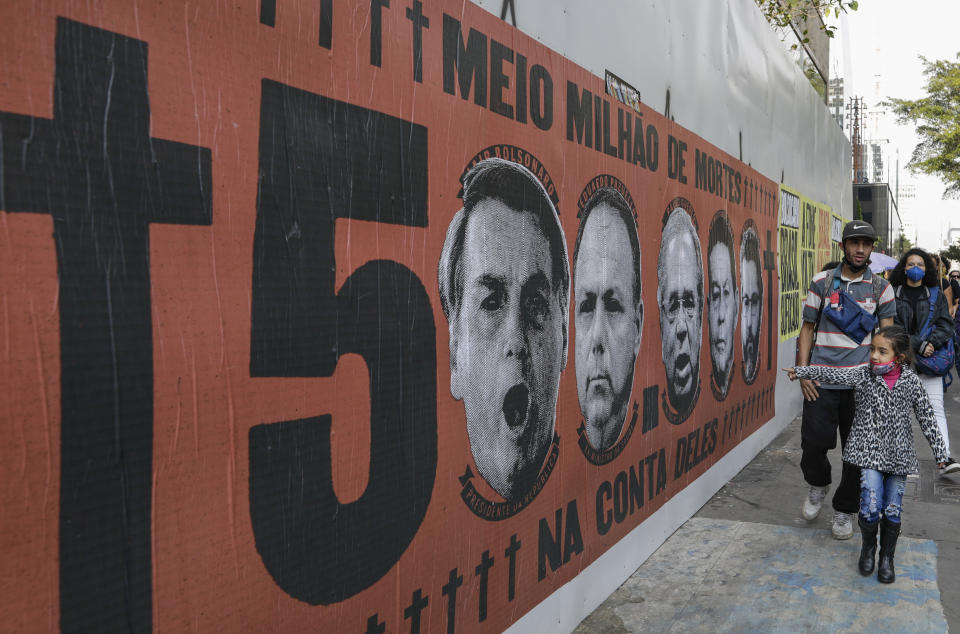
[871,360,897,375]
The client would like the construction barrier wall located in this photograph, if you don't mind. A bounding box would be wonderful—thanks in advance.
[0,0,850,631]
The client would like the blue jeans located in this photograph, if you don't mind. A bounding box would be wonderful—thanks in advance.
[859,469,905,524]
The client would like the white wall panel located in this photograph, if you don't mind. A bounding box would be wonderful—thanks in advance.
[471,0,852,217]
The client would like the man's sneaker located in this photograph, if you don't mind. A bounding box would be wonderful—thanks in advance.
[832,511,854,540]
[801,485,829,520]
[939,458,960,476]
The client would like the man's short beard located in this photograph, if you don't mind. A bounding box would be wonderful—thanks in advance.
[503,403,550,500]
[586,365,635,449]
[843,255,868,273]
[668,365,697,412]
[743,332,759,377]
[711,356,730,390]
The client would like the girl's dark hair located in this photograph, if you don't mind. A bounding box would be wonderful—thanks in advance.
[874,325,914,365]
[888,248,939,288]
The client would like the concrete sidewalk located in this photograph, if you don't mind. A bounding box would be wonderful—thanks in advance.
[576,385,960,633]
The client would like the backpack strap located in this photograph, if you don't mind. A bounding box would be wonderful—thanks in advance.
[870,272,885,305]
[919,286,938,340]
[866,273,887,337]
[811,275,841,342]
[927,286,939,326]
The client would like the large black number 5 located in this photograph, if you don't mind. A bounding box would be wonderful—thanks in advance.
[249,80,436,605]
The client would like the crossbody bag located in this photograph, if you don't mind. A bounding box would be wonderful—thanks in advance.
[915,286,955,376]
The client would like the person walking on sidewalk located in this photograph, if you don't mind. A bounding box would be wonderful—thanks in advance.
[936,255,958,318]
[784,326,949,583]
[795,221,895,539]
[888,249,960,475]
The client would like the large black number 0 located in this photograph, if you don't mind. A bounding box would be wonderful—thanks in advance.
[249,80,437,605]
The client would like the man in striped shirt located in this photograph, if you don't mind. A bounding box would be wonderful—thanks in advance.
[796,221,895,539]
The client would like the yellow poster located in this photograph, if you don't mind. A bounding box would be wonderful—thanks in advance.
[779,185,801,340]
[831,212,844,262]
[779,185,834,341]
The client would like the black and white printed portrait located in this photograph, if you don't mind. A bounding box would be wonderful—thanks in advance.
[438,158,569,502]
[573,187,643,452]
[657,203,703,423]
[739,223,763,384]
[707,211,738,400]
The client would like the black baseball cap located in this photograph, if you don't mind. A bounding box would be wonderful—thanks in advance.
[842,220,877,242]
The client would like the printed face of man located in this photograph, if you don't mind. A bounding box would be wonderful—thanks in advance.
[450,198,565,501]
[708,242,737,389]
[574,205,642,451]
[658,228,702,412]
[740,256,762,380]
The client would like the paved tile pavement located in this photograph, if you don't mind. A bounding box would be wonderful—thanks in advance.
[576,388,960,633]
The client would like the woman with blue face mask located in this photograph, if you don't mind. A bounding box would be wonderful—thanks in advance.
[888,248,960,477]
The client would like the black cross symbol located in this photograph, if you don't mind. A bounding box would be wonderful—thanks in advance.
[406,0,430,83]
[441,567,463,634]
[364,614,386,634]
[474,549,495,622]
[371,0,391,67]
[404,588,430,634]
[259,0,333,48]
[500,0,517,26]
[0,18,211,631]
[505,533,522,601]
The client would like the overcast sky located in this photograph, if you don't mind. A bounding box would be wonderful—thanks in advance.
[832,0,960,251]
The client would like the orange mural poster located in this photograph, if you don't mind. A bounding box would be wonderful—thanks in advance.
[0,1,778,631]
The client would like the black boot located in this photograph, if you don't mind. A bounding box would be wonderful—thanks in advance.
[858,516,879,576]
[877,518,901,584]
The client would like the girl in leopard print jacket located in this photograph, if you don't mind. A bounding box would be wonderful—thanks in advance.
[786,337,947,476]
[785,326,947,583]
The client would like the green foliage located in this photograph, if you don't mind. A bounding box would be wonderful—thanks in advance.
[755,0,859,45]
[855,198,864,220]
[941,240,960,265]
[893,230,913,258]
[886,54,960,198]
[802,59,826,97]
